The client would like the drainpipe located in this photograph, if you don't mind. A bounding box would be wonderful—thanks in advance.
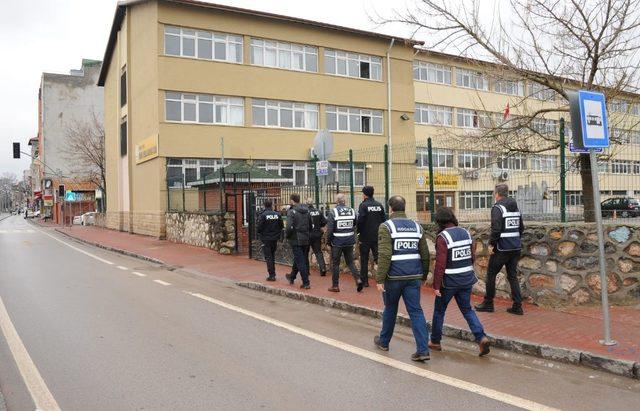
[386,38,395,192]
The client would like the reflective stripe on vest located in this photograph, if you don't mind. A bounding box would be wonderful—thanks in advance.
[331,206,356,245]
[385,218,423,278]
[496,203,522,251]
[439,227,475,279]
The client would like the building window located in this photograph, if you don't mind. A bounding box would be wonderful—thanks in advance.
[610,99,630,114]
[565,191,583,206]
[459,191,493,209]
[413,61,452,84]
[458,151,491,169]
[326,106,383,134]
[415,104,453,126]
[120,116,127,157]
[120,66,127,107]
[494,79,524,96]
[531,118,558,135]
[251,99,318,130]
[496,154,527,170]
[531,155,558,172]
[254,160,313,185]
[416,148,454,168]
[324,49,382,80]
[165,92,243,125]
[612,128,633,144]
[456,68,489,91]
[611,160,634,174]
[164,25,243,63]
[250,38,317,72]
[456,109,492,129]
[330,162,366,186]
[166,158,229,187]
[529,82,556,101]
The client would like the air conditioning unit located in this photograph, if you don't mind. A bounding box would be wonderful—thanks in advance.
[491,168,503,179]
[463,170,480,179]
[499,170,510,181]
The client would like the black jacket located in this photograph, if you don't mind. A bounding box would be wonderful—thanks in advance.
[256,207,283,242]
[489,197,524,248]
[357,197,386,243]
[308,205,326,240]
[286,204,312,246]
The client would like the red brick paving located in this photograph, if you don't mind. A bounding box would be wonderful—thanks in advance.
[53,224,640,363]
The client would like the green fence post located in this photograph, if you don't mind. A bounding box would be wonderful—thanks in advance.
[182,172,186,212]
[349,149,355,208]
[313,155,320,209]
[428,137,436,223]
[384,144,390,214]
[202,174,207,212]
[560,117,566,223]
[167,176,171,212]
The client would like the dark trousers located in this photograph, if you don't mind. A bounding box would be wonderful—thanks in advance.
[379,279,429,354]
[485,250,522,305]
[262,240,278,278]
[309,236,327,273]
[359,241,378,283]
[431,286,485,344]
[291,245,310,285]
[331,245,359,287]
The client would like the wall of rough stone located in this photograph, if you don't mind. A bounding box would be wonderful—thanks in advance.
[165,212,237,254]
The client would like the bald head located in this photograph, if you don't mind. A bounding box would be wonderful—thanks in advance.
[388,195,406,212]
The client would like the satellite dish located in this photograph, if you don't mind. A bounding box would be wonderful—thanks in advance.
[313,129,334,161]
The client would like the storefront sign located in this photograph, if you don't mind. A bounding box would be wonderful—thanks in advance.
[416,172,459,189]
[135,134,159,164]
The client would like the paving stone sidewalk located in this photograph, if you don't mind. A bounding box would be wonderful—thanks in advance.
[49,224,640,378]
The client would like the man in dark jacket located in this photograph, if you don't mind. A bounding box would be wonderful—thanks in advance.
[307,198,327,276]
[256,199,283,281]
[475,184,525,315]
[327,193,363,293]
[285,194,312,289]
[357,186,386,287]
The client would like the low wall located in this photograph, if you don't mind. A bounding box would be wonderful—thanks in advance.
[165,212,237,254]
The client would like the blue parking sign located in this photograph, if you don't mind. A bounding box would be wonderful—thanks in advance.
[578,91,609,148]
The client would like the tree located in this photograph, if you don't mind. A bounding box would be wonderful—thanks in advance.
[0,172,18,212]
[62,112,106,210]
[381,0,640,221]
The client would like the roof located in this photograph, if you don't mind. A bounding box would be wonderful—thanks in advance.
[191,161,292,186]
[98,0,423,86]
[27,137,38,145]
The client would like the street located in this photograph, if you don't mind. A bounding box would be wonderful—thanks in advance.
[0,215,637,410]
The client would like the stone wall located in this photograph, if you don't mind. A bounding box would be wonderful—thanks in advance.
[165,212,236,254]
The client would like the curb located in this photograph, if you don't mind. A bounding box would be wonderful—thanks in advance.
[237,281,640,380]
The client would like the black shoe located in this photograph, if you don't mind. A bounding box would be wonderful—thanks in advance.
[507,305,524,315]
[411,352,430,362]
[320,271,327,277]
[300,284,310,290]
[356,279,364,293]
[266,276,276,282]
[363,281,370,288]
[478,336,491,357]
[285,273,294,285]
[373,335,389,351]
[475,300,494,312]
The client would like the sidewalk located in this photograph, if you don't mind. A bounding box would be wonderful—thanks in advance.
[50,223,640,378]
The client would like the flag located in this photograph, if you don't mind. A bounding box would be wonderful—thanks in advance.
[503,102,510,121]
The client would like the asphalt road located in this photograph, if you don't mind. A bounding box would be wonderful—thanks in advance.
[0,215,638,410]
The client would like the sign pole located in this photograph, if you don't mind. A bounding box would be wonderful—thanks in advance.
[589,149,616,346]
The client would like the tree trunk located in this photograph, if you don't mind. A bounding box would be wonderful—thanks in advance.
[580,154,596,222]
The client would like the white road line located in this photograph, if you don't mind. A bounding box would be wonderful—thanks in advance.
[116,266,128,271]
[0,295,61,411]
[187,292,558,411]
[33,227,114,265]
[153,280,171,286]
[132,272,147,277]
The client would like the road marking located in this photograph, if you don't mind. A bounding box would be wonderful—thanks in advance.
[116,266,128,271]
[187,292,558,411]
[32,227,114,265]
[0,229,35,234]
[132,272,147,277]
[0,295,61,411]
[153,280,171,286]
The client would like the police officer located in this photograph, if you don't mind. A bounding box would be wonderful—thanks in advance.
[475,183,525,315]
[357,186,386,287]
[326,193,362,293]
[306,198,327,276]
[373,196,431,361]
[256,199,283,281]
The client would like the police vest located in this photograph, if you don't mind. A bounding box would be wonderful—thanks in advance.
[331,206,356,246]
[439,227,477,288]
[495,204,522,251]
[383,218,424,279]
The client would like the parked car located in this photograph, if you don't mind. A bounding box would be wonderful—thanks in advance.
[72,215,83,225]
[601,197,640,218]
[81,212,97,226]
[26,210,40,219]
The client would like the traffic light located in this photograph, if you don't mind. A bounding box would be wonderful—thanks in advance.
[58,185,65,198]
[12,142,20,159]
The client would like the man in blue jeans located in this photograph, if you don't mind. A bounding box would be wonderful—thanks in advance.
[373,196,431,361]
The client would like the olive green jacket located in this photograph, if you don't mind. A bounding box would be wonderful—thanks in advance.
[375,212,430,284]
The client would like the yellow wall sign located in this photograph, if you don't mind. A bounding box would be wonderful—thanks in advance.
[135,134,159,164]
[416,172,459,189]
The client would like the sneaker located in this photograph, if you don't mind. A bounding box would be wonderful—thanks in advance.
[300,284,310,290]
[474,300,494,312]
[266,276,276,282]
[356,279,364,293]
[411,352,430,362]
[285,273,294,285]
[478,336,491,357]
[507,305,524,315]
[428,341,442,351]
[328,286,340,292]
[373,335,389,351]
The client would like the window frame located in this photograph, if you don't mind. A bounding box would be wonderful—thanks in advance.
[413,60,452,84]
[251,99,319,131]
[415,103,453,126]
[324,49,382,81]
[455,68,489,91]
[164,91,244,126]
[164,25,243,64]
[326,105,383,135]
[250,38,318,73]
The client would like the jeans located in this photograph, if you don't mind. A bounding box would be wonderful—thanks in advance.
[331,245,360,287]
[291,245,310,285]
[262,240,278,277]
[431,286,485,344]
[310,237,327,273]
[378,279,429,354]
[359,241,378,283]
[485,251,522,305]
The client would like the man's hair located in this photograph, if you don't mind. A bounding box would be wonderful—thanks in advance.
[263,199,272,208]
[305,197,314,206]
[494,184,509,198]
[388,195,406,212]
[434,207,458,230]
[290,193,300,203]
[362,186,374,198]
[335,193,346,205]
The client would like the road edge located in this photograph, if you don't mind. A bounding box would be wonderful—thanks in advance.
[236,281,640,381]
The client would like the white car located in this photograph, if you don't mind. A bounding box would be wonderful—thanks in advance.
[81,212,97,226]
[72,215,83,225]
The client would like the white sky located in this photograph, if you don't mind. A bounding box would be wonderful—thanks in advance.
[0,0,490,177]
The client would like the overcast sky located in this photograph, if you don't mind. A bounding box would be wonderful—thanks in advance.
[0,0,484,178]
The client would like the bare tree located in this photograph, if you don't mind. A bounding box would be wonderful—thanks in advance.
[0,172,18,212]
[62,111,106,209]
[380,0,640,221]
